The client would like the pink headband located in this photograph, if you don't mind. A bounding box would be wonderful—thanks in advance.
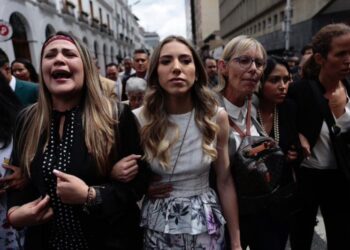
[43,35,75,50]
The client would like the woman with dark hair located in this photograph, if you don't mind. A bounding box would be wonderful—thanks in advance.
[255,56,302,249]
[289,23,350,250]
[0,72,23,248]
[6,31,149,249]
[11,58,39,83]
[131,35,241,249]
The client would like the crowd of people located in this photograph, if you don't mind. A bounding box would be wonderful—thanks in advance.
[0,22,350,250]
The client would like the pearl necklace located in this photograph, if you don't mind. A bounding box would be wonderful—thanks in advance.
[257,106,280,144]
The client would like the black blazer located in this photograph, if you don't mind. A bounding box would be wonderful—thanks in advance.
[14,78,38,106]
[276,98,302,160]
[8,103,150,250]
[288,78,350,150]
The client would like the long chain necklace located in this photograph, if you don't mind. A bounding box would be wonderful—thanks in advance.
[168,109,193,181]
[257,106,280,143]
[154,109,193,226]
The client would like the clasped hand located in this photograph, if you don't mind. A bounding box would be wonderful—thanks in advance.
[328,84,347,118]
[110,154,141,182]
[286,145,298,162]
[8,170,89,228]
[8,195,53,228]
[147,174,172,200]
[0,164,27,196]
[53,169,89,204]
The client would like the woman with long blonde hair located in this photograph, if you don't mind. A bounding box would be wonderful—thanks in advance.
[7,31,149,250]
[133,35,241,249]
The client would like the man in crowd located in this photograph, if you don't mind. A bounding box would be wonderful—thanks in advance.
[0,48,38,105]
[92,56,116,99]
[119,57,135,83]
[204,56,218,88]
[122,48,149,100]
[294,44,313,81]
[106,62,123,101]
[131,48,149,80]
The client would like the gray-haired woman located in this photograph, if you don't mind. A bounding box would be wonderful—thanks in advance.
[217,35,292,250]
[125,77,147,110]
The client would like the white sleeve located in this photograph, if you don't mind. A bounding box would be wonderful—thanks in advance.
[336,99,350,132]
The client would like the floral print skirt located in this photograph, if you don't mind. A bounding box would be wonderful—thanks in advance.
[141,188,226,236]
[144,225,225,250]
[0,197,22,249]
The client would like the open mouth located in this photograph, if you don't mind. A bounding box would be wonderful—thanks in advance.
[51,69,73,79]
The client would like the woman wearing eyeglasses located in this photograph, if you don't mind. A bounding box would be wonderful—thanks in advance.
[216,36,294,250]
[255,56,302,249]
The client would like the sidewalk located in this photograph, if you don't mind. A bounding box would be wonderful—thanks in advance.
[286,210,327,250]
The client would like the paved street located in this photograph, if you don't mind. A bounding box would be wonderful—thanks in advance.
[286,211,327,250]
[246,211,327,250]
[312,212,327,250]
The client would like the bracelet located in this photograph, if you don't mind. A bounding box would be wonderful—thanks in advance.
[85,186,94,206]
[82,186,95,214]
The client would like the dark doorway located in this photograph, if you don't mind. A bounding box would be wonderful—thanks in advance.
[10,12,32,61]
[45,24,55,39]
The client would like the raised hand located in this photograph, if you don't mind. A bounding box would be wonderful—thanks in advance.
[328,83,347,118]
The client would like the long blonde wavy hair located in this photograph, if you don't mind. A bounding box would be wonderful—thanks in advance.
[17,31,116,177]
[141,35,219,170]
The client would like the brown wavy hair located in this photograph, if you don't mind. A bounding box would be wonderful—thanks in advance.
[141,35,219,169]
[302,23,350,80]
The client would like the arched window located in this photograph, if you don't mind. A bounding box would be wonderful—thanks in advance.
[110,46,114,62]
[117,49,122,63]
[45,24,55,38]
[103,44,107,68]
[10,12,31,61]
[94,41,99,61]
[82,37,88,50]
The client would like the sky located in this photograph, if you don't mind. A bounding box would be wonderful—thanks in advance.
[130,0,187,40]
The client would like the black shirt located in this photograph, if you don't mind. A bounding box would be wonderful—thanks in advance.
[8,104,150,250]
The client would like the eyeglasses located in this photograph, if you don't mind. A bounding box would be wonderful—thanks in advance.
[231,56,266,70]
[267,75,292,84]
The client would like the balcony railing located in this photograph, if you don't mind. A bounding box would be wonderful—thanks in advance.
[108,29,114,37]
[37,0,56,8]
[62,0,76,17]
[91,17,99,29]
[100,23,108,33]
[78,11,89,24]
